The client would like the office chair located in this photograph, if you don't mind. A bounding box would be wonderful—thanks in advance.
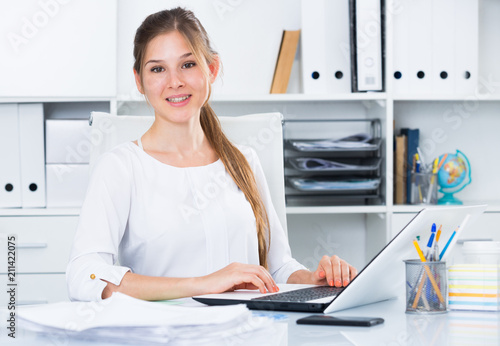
[88,112,288,234]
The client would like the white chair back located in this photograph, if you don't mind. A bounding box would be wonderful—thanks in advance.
[89,112,287,233]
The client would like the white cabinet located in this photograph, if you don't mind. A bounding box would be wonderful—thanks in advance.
[0,215,78,304]
[0,274,68,306]
[0,0,116,98]
[0,216,78,274]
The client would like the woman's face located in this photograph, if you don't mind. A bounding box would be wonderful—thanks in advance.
[135,31,215,124]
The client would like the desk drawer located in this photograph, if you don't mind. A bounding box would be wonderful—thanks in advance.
[0,273,69,306]
[0,216,78,273]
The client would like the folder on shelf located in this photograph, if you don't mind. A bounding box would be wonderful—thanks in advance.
[18,103,46,208]
[301,0,351,94]
[431,0,455,95]
[454,0,479,96]
[326,0,352,93]
[270,30,301,94]
[349,0,384,92]
[400,128,419,204]
[391,0,410,95]
[394,134,407,205]
[408,0,432,94]
[0,104,22,208]
[301,0,328,94]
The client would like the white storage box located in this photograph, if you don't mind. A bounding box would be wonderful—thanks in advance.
[46,164,89,207]
[45,120,91,164]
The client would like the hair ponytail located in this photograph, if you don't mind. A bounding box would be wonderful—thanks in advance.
[200,104,270,269]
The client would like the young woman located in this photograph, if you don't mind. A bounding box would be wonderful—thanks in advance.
[66,7,357,302]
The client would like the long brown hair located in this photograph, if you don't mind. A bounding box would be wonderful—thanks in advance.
[133,8,270,268]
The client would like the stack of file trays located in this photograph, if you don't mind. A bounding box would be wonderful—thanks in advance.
[284,119,383,206]
[288,157,381,175]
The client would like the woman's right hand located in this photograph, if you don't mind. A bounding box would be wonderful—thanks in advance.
[201,262,279,294]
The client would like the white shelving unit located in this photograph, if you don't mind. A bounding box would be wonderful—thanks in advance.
[1,0,499,303]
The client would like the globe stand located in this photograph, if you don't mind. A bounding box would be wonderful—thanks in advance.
[438,192,463,205]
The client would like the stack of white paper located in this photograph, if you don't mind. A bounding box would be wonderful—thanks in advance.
[18,293,272,344]
[448,264,500,311]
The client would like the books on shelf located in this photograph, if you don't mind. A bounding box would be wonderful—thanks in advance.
[394,129,423,205]
[270,30,300,94]
[394,134,407,205]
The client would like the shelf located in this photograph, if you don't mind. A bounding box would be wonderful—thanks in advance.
[0,208,80,216]
[116,93,387,103]
[392,94,500,102]
[392,201,500,214]
[0,97,113,104]
[286,205,387,215]
[211,93,388,102]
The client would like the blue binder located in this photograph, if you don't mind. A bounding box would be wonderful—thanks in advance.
[400,128,419,204]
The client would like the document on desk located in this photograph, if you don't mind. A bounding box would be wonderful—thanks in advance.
[18,292,272,344]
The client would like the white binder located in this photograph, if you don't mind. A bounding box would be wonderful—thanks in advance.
[18,103,46,208]
[454,0,478,95]
[392,0,410,95]
[408,0,432,94]
[301,0,328,94]
[431,0,455,95]
[0,104,22,208]
[325,0,352,93]
[351,0,383,92]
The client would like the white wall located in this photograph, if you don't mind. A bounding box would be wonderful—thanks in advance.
[117,0,301,99]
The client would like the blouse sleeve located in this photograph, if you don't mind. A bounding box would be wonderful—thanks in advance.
[66,149,133,301]
[243,147,307,283]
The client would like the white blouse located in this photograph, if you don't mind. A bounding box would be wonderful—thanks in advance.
[66,142,306,301]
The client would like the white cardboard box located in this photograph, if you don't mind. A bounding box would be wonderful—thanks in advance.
[45,120,91,164]
[46,164,89,208]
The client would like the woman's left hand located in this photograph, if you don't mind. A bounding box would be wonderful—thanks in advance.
[311,255,357,287]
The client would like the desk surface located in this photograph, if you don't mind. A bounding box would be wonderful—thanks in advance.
[1,297,499,345]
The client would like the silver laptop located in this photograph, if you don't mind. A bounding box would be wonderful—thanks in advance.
[193,205,486,313]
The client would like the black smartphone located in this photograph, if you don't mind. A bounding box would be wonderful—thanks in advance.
[296,315,384,327]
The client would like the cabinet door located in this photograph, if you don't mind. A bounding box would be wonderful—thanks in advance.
[0,0,116,97]
[0,216,78,273]
[0,273,68,305]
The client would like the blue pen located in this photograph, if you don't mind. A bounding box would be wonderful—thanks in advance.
[439,229,457,260]
[425,223,436,260]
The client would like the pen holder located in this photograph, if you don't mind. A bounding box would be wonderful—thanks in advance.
[404,260,447,314]
[410,172,437,205]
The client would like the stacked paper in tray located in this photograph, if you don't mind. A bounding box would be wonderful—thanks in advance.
[18,292,274,344]
[448,264,500,311]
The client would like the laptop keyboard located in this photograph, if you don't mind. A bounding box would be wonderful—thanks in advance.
[251,286,344,302]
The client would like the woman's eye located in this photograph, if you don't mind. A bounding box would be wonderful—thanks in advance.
[182,62,196,69]
[151,66,164,73]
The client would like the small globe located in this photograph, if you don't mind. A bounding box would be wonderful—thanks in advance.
[436,150,471,205]
[437,155,467,189]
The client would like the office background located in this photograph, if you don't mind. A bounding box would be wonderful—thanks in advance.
[0,0,500,305]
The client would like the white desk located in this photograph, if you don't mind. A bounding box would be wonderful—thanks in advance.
[2,296,499,345]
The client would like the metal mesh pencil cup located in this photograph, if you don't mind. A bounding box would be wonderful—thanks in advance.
[404,260,448,314]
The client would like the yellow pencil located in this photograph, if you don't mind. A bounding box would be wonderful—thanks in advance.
[412,240,445,304]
